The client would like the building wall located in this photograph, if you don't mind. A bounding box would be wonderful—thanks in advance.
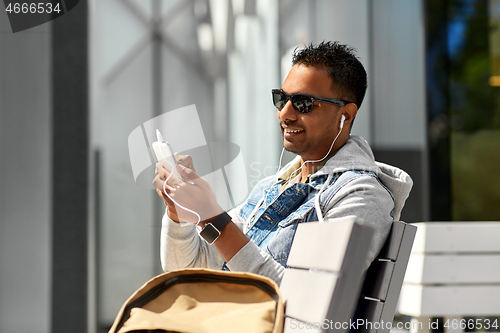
[370,0,428,222]
[0,12,52,333]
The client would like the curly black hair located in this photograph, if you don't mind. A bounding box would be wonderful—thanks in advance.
[292,41,367,109]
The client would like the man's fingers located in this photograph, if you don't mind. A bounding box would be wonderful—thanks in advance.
[175,153,195,171]
[176,164,202,185]
[155,162,171,180]
[154,160,184,186]
[156,188,166,199]
[153,172,179,191]
[155,162,162,176]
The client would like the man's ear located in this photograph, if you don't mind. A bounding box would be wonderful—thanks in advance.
[342,103,358,128]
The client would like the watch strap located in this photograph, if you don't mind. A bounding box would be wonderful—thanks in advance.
[199,212,231,244]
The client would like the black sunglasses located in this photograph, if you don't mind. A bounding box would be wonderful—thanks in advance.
[272,89,352,114]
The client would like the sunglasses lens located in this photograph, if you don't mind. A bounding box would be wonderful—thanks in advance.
[272,90,314,113]
[273,90,287,109]
[291,95,313,113]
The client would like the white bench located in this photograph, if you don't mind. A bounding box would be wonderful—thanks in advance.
[398,222,500,333]
[280,218,416,333]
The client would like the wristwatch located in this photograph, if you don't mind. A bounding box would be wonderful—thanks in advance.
[199,212,232,244]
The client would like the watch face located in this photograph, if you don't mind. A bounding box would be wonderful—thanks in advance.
[200,223,220,244]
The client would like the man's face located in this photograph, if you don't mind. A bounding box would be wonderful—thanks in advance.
[278,64,344,162]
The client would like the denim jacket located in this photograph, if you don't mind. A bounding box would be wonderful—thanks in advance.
[160,136,413,285]
[239,170,384,267]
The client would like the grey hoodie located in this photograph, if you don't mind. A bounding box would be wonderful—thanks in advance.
[160,135,413,285]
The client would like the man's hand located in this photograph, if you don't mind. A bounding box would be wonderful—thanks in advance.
[153,154,223,224]
[155,153,250,263]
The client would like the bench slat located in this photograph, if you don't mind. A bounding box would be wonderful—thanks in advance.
[377,221,406,261]
[411,222,500,253]
[363,260,395,301]
[358,298,384,333]
[281,268,338,324]
[405,254,500,284]
[399,284,500,316]
[286,217,357,272]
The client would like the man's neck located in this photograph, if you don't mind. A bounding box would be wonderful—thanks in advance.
[297,135,350,181]
[298,153,335,182]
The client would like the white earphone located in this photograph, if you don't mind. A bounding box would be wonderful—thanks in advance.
[340,114,345,130]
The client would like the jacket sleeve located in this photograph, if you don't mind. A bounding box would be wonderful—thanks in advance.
[160,201,286,285]
[159,202,251,272]
[224,235,285,285]
[322,173,394,271]
[160,209,225,272]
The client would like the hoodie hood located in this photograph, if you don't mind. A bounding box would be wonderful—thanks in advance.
[278,135,413,220]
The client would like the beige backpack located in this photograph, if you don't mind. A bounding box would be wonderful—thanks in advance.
[109,268,284,333]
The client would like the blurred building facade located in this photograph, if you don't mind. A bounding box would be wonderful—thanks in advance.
[1,0,499,332]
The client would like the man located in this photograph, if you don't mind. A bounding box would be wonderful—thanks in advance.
[153,41,413,285]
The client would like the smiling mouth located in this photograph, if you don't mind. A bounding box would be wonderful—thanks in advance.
[282,124,305,134]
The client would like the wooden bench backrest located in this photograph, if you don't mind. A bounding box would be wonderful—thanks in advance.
[358,221,417,333]
[398,222,500,317]
[406,222,500,284]
[280,217,374,333]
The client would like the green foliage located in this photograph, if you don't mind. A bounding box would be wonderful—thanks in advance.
[448,0,500,132]
[447,0,500,221]
[451,130,500,220]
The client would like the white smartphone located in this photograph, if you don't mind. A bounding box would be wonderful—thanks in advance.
[152,129,182,180]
